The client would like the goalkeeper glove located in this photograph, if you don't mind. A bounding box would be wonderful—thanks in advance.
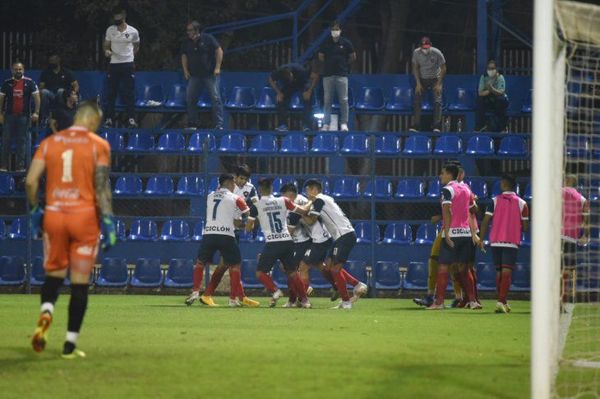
[30,205,44,238]
[100,214,117,251]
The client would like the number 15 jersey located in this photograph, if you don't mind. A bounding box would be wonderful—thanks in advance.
[249,195,298,242]
[204,188,249,237]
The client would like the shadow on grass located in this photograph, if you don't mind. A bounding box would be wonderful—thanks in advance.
[0,346,62,367]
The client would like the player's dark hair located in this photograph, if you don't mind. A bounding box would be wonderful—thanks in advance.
[188,20,201,32]
[280,183,297,194]
[443,164,459,180]
[304,179,323,191]
[258,177,273,191]
[331,20,341,29]
[113,8,127,17]
[235,164,251,178]
[218,173,235,186]
[501,174,516,190]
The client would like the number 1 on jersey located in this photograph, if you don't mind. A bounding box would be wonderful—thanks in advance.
[212,199,222,220]
[61,149,74,183]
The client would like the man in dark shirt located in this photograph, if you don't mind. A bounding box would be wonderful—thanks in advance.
[50,89,78,133]
[0,62,40,171]
[181,20,224,129]
[318,21,356,132]
[269,63,319,131]
[39,54,79,126]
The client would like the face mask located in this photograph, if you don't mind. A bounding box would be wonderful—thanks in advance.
[13,72,23,79]
[331,30,341,39]
[487,69,497,77]
[422,48,430,54]
[114,19,124,25]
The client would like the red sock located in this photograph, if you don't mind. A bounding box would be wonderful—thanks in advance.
[341,269,359,286]
[292,273,307,301]
[287,275,297,303]
[469,268,479,301]
[460,267,476,302]
[258,272,278,293]
[229,267,245,299]
[321,269,336,288]
[496,271,501,296]
[205,266,226,296]
[192,261,204,292]
[499,267,512,304]
[435,266,449,305]
[332,267,350,301]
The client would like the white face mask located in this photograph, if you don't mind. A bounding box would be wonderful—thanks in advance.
[421,48,430,54]
[331,30,341,39]
[487,69,497,77]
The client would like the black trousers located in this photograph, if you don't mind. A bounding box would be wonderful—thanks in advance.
[475,94,509,131]
[105,62,135,120]
[276,88,312,128]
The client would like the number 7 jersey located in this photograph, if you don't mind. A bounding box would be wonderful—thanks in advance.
[249,195,298,242]
[33,126,110,212]
[204,188,249,237]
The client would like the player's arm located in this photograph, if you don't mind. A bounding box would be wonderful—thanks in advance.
[214,47,223,75]
[25,159,46,208]
[245,204,258,232]
[442,203,453,248]
[103,38,112,58]
[521,201,530,232]
[302,215,317,225]
[95,165,113,216]
[0,92,6,124]
[479,213,492,246]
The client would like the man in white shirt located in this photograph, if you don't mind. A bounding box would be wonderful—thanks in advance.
[103,9,140,129]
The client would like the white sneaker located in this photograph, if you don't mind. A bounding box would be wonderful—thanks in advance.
[340,123,349,132]
[229,298,242,307]
[301,299,312,309]
[495,301,508,314]
[269,289,284,308]
[351,282,368,302]
[306,286,314,296]
[185,291,200,306]
[282,301,295,308]
[321,124,330,131]
[331,300,352,309]
[468,301,483,310]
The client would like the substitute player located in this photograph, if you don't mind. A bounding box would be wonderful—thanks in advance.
[246,178,311,308]
[185,173,259,307]
[27,101,116,359]
[479,174,529,313]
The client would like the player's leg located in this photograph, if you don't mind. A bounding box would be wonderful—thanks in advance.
[188,236,217,306]
[32,210,68,353]
[427,236,454,309]
[224,238,259,307]
[330,233,356,309]
[415,233,442,307]
[256,244,282,306]
[321,257,340,301]
[561,241,577,304]
[282,243,310,308]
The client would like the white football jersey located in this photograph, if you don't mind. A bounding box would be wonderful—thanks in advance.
[233,182,258,220]
[249,195,297,242]
[105,24,140,64]
[294,194,331,243]
[288,194,311,243]
[309,193,354,240]
[204,188,249,237]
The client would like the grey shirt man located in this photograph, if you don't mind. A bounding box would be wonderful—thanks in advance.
[412,47,446,79]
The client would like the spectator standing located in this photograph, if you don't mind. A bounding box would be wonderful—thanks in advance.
[269,63,319,131]
[50,89,78,133]
[476,60,509,132]
[410,36,446,133]
[0,62,40,171]
[39,54,79,126]
[318,21,356,132]
[103,9,140,128]
[181,21,224,130]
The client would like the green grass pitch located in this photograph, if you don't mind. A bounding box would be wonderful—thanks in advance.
[0,295,531,398]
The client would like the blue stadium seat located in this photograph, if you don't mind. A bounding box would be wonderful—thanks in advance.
[188,132,217,152]
[145,176,174,196]
[340,133,369,154]
[164,83,187,109]
[256,86,276,109]
[332,177,360,199]
[590,228,600,250]
[395,179,425,199]
[157,132,185,152]
[310,134,338,153]
[207,177,219,193]
[492,180,520,197]
[511,263,531,291]
[448,87,475,111]
[345,260,367,286]
[332,87,354,109]
[0,219,6,239]
[466,178,488,199]
[466,135,494,155]
[271,264,288,288]
[241,259,262,288]
[114,176,143,196]
[131,258,163,288]
[577,263,600,292]
[196,90,214,109]
[497,136,527,157]
[403,262,427,290]
[280,133,308,154]
[375,261,401,290]
[30,256,45,286]
[272,176,297,196]
[386,87,413,112]
[363,177,392,199]
[0,174,15,194]
[592,136,600,158]
[248,133,278,153]
[176,176,204,196]
[309,267,332,289]
[96,258,129,287]
[355,87,385,110]
[427,179,442,198]
[476,263,496,291]
[99,131,125,151]
[225,86,256,109]
[126,133,155,151]
[255,228,265,242]
[382,223,412,245]
[8,218,27,239]
[521,230,531,247]
[566,135,590,159]
[374,135,402,154]
[159,220,190,241]
[302,177,330,195]
[128,219,158,241]
[192,220,205,241]
[136,84,164,108]
[523,183,532,201]
[164,258,194,288]
[354,222,376,244]
[415,224,438,245]
[521,89,532,113]
[218,133,246,153]
[434,135,463,155]
[238,229,254,242]
[0,256,26,286]
[403,135,432,155]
